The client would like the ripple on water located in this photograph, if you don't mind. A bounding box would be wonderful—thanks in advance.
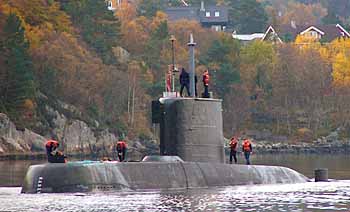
[0,181,350,212]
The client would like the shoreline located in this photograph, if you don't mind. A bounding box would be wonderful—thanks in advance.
[253,140,350,154]
[1,143,349,161]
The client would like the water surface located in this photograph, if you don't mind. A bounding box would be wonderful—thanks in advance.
[0,154,349,211]
[1,181,350,211]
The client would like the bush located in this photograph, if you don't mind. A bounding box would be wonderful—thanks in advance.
[296,128,313,142]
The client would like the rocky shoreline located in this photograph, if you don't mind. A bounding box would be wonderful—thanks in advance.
[0,109,158,161]
[253,140,350,154]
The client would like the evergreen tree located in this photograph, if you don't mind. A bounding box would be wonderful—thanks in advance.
[144,21,169,72]
[61,0,121,64]
[227,0,268,34]
[143,21,169,95]
[2,13,36,129]
[202,36,241,98]
[322,10,342,25]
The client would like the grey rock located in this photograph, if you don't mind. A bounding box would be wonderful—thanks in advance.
[0,113,46,153]
[326,131,338,142]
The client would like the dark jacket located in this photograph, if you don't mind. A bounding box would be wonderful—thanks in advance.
[180,69,190,85]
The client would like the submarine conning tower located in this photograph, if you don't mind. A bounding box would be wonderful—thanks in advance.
[152,98,225,163]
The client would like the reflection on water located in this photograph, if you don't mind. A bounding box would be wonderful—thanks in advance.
[0,181,350,211]
[0,160,45,187]
[251,154,350,179]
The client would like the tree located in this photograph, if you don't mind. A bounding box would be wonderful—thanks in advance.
[1,13,36,128]
[332,52,350,88]
[137,0,165,18]
[280,2,327,26]
[61,0,121,64]
[0,0,73,49]
[227,0,268,33]
[270,44,332,136]
[144,20,169,76]
[202,35,241,98]
[240,41,276,95]
[322,10,342,25]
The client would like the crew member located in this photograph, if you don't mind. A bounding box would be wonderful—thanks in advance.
[166,67,172,92]
[194,74,198,97]
[45,140,66,163]
[180,68,190,97]
[116,140,127,162]
[229,137,238,164]
[242,138,253,165]
[202,69,210,98]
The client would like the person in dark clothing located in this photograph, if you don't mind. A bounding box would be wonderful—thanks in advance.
[116,140,127,162]
[194,74,198,97]
[242,138,253,165]
[202,69,210,98]
[180,68,190,97]
[229,137,238,164]
[45,140,66,163]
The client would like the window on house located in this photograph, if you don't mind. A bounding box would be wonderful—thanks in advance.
[215,11,220,17]
[206,11,210,17]
[309,30,320,38]
[211,25,221,31]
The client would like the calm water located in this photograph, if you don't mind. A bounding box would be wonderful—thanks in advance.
[0,154,350,211]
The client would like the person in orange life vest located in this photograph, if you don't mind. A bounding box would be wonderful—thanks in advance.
[242,138,253,165]
[45,140,66,163]
[202,69,210,98]
[166,68,172,92]
[116,140,127,162]
[229,137,238,164]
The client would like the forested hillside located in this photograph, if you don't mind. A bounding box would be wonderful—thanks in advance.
[0,0,349,148]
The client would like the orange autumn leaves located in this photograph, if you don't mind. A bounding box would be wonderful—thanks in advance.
[295,35,350,89]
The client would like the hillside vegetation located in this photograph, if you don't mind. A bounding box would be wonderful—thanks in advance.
[0,0,349,145]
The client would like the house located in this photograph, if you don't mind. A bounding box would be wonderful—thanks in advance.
[232,32,265,44]
[106,0,118,11]
[106,0,133,11]
[262,23,350,43]
[165,1,228,32]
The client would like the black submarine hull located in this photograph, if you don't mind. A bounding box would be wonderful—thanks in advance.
[21,161,308,193]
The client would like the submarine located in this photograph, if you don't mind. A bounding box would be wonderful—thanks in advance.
[21,35,308,194]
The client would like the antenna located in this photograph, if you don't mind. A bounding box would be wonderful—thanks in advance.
[187,33,196,98]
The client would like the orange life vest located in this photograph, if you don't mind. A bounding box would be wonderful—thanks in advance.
[116,141,127,151]
[45,140,59,148]
[203,72,209,86]
[166,71,171,92]
[243,140,251,152]
[229,138,238,150]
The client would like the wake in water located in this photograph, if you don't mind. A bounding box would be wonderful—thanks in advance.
[1,181,350,212]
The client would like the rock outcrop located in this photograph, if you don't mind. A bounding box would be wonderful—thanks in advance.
[0,103,158,160]
[0,113,46,154]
